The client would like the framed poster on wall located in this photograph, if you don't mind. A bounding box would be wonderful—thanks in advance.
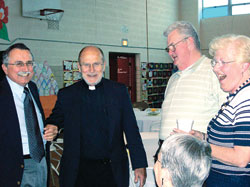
[63,60,81,87]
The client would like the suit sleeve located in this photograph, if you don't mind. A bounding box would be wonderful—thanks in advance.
[121,85,148,170]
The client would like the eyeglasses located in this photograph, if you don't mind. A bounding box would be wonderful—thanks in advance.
[80,62,103,70]
[211,59,234,67]
[7,61,34,67]
[165,37,189,53]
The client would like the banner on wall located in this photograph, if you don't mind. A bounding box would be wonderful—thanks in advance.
[0,0,9,41]
[33,61,59,96]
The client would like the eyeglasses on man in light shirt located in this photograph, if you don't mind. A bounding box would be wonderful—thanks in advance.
[165,37,189,53]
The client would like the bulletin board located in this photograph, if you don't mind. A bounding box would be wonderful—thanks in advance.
[140,62,173,108]
[63,60,82,87]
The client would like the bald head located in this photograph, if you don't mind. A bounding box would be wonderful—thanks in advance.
[77,46,106,86]
[78,46,105,64]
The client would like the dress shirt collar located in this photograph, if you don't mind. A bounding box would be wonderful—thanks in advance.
[6,76,28,99]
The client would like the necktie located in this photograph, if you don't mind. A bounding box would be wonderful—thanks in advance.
[23,87,45,162]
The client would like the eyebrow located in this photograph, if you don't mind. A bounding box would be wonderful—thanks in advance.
[14,60,33,63]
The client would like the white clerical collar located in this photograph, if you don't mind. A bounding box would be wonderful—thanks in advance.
[89,85,96,90]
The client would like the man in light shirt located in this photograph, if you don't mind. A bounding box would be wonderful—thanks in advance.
[0,43,58,186]
[155,21,227,159]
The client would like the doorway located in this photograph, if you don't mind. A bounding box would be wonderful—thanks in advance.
[109,53,136,103]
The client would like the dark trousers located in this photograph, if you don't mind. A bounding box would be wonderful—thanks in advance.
[75,158,117,187]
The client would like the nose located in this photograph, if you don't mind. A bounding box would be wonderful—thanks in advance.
[21,64,30,71]
[89,64,95,72]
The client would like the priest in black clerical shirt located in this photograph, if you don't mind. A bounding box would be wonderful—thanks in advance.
[46,46,148,187]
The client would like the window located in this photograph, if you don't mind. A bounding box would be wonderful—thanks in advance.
[202,0,250,19]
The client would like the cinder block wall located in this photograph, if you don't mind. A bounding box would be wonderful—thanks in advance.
[1,0,249,89]
[0,0,178,88]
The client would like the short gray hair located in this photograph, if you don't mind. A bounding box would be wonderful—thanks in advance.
[2,43,33,67]
[161,134,212,187]
[163,21,200,51]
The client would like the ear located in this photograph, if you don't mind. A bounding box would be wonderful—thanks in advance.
[102,61,106,72]
[187,37,195,50]
[242,62,250,73]
[77,62,81,72]
[161,168,172,187]
[161,168,170,180]
[2,63,8,75]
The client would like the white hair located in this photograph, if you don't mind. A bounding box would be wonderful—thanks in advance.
[161,134,212,187]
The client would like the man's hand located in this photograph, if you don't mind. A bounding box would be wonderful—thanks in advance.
[134,168,147,187]
[43,124,58,141]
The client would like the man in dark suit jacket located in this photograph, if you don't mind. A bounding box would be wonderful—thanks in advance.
[0,51,5,81]
[0,43,58,186]
[46,46,148,187]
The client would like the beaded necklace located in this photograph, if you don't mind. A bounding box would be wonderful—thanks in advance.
[217,77,250,116]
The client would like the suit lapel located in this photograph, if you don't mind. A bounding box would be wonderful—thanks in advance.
[0,77,19,118]
[76,81,87,133]
[102,79,116,145]
[0,77,23,149]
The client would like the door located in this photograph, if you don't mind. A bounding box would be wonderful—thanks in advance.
[109,53,136,103]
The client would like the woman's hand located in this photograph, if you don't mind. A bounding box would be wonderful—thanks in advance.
[171,128,189,135]
[189,130,204,140]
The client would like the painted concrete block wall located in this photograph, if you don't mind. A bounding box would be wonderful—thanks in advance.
[200,14,250,56]
[179,0,201,34]
[2,0,249,89]
[147,0,178,63]
[0,0,178,88]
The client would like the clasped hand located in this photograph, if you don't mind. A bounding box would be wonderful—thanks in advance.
[43,124,58,141]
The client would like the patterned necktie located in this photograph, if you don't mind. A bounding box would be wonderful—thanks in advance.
[23,87,45,162]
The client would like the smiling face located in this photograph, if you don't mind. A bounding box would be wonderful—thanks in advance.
[2,48,34,87]
[167,29,189,71]
[213,44,248,93]
[78,46,106,86]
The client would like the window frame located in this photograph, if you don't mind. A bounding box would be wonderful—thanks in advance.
[202,0,250,19]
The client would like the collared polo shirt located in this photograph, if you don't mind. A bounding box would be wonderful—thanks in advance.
[160,55,227,139]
